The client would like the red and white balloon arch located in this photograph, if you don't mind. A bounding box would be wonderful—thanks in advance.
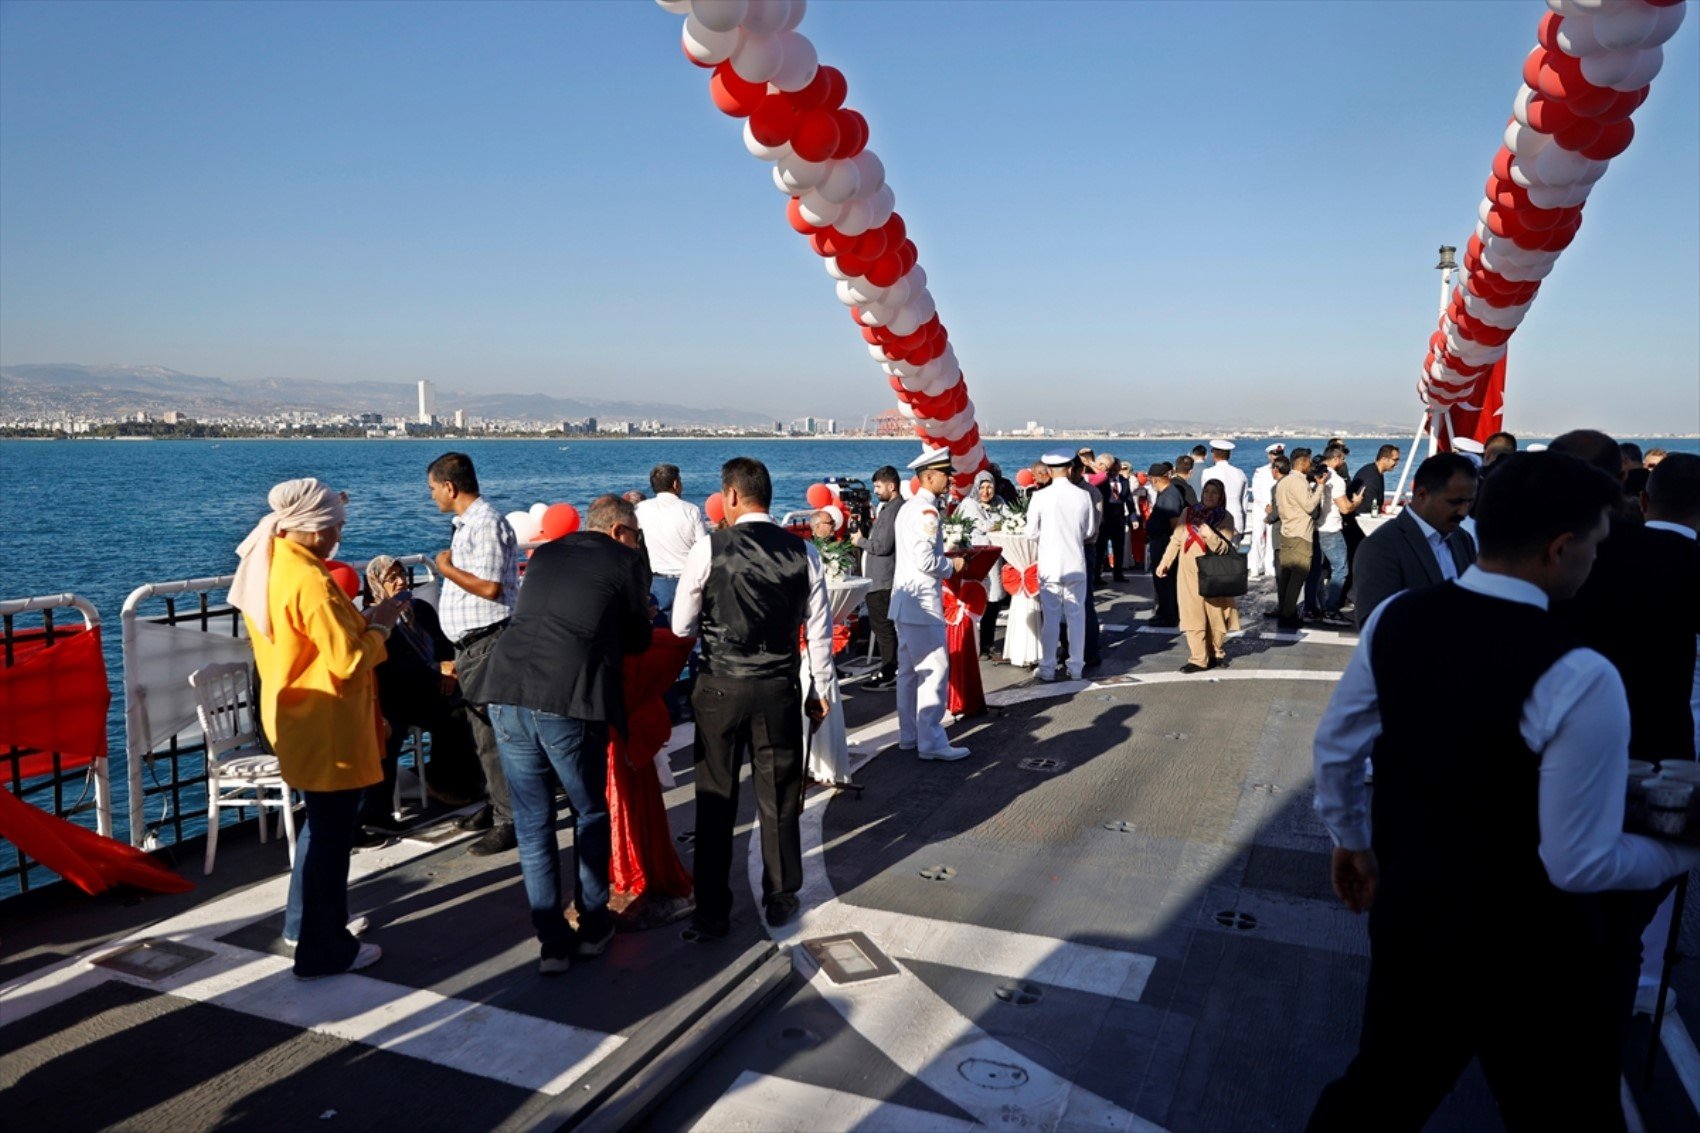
[1421,0,1686,445]
[655,0,987,493]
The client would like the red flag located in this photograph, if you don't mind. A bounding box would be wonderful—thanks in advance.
[0,786,192,895]
[0,626,112,778]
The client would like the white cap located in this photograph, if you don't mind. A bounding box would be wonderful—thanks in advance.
[1526,442,1548,453]
[907,446,954,472]
[1040,450,1074,467]
[1453,437,1485,454]
[1209,439,1235,452]
[1265,442,1285,454]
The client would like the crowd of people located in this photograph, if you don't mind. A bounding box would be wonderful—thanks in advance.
[227,430,1700,1133]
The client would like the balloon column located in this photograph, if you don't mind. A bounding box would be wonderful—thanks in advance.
[655,0,988,493]
[1420,0,1686,441]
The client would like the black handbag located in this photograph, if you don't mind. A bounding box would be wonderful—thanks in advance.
[1196,544,1249,598]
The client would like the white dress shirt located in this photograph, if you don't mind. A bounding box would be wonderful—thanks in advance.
[634,491,708,576]
[670,513,835,699]
[1646,519,1700,755]
[1200,461,1249,536]
[1313,565,1700,890]
[1406,509,1460,582]
[1026,478,1097,582]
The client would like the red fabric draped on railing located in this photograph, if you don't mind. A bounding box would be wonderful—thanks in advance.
[607,629,695,900]
[0,787,191,895]
[0,626,112,778]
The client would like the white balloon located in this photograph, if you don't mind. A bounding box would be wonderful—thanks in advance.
[816,159,861,204]
[776,152,826,192]
[683,15,740,65]
[898,368,931,392]
[867,341,894,364]
[506,510,538,541]
[798,189,842,227]
[1526,181,1593,209]
[769,31,818,92]
[882,274,912,309]
[858,302,893,327]
[1547,0,1606,15]
[1485,254,1554,283]
[1607,45,1663,91]
[887,358,924,380]
[1652,2,1688,47]
[740,0,791,35]
[905,265,928,295]
[742,118,791,161]
[1578,46,1640,88]
[529,502,549,521]
[1512,84,1536,129]
[908,287,937,325]
[896,400,916,419]
[835,197,872,237]
[1556,11,1607,56]
[782,0,807,30]
[731,31,784,84]
[864,183,896,228]
[1532,143,1601,187]
[847,278,887,305]
[655,0,692,12]
[771,165,796,195]
[1507,154,1538,190]
[1592,1,1659,50]
[850,151,886,197]
[1504,119,1550,159]
[899,477,914,500]
[835,279,860,307]
[691,0,748,33]
[887,305,921,337]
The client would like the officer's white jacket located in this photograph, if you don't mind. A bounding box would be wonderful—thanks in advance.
[889,487,953,625]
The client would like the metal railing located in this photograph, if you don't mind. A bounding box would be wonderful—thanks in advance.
[0,593,113,895]
[120,557,440,850]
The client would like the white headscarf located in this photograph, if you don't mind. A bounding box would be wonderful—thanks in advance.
[230,478,346,640]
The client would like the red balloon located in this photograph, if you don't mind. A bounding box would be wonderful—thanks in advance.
[683,39,715,68]
[908,477,920,496]
[835,250,870,276]
[710,62,769,117]
[1536,52,1585,102]
[896,239,919,273]
[818,66,848,111]
[832,110,867,160]
[1485,207,1526,241]
[1491,146,1516,184]
[1564,77,1619,119]
[1536,11,1563,51]
[787,65,846,112]
[325,560,361,599]
[791,109,842,162]
[860,324,882,345]
[1015,469,1035,487]
[1522,46,1547,93]
[1525,93,1578,136]
[704,492,726,524]
[865,252,903,288]
[882,213,907,249]
[1552,116,1604,152]
[806,484,834,509]
[1580,118,1633,160]
[787,196,818,236]
[541,502,580,540]
[749,96,799,147]
[853,226,888,261]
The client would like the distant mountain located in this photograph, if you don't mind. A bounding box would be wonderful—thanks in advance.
[0,363,778,428]
[1093,416,1410,437]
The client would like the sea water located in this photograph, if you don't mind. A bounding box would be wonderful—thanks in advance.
[2,435,1693,877]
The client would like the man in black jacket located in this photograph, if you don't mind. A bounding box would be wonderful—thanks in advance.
[850,466,903,690]
[1145,463,1185,626]
[673,457,834,939]
[1351,454,1477,629]
[477,494,654,975]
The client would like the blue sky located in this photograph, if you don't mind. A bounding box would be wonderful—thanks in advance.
[1,0,1695,433]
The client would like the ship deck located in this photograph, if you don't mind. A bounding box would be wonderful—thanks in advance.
[4,576,1699,1131]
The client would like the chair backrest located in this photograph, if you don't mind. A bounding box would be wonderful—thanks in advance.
[189,662,260,759]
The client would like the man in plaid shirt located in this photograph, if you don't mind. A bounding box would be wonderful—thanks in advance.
[428,452,519,855]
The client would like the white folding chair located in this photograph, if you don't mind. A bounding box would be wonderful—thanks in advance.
[190,662,297,875]
[393,726,429,820]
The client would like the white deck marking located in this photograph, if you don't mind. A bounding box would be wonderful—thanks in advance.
[692,1071,977,1132]
[1133,624,1358,647]
[985,668,1343,709]
[0,827,624,1096]
[744,736,1165,1131]
[1660,1009,1700,1117]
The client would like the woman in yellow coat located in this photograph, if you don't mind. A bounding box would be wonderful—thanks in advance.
[231,478,402,978]
[1155,478,1241,673]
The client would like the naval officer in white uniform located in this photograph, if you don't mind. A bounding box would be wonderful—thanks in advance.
[1247,443,1284,577]
[1199,439,1249,542]
[890,447,970,761]
[1027,451,1098,682]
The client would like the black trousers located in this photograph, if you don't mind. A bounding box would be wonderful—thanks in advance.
[1342,519,1365,605]
[979,597,1008,656]
[455,628,511,823]
[1308,911,1635,1133]
[1098,513,1128,579]
[690,670,804,928]
[1149,537,1179,621]
[864,588,899,680]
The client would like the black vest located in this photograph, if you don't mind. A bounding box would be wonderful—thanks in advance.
[698,522,811,681]
[1368,583,1602,951]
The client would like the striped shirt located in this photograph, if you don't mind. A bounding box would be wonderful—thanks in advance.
[440,495,518,644]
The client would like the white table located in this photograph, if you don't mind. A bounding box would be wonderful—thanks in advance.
[989,533,1042,667]
[804,576,871,785]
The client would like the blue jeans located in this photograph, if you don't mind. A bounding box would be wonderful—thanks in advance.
[282,787,364,976]
[649,574,679,618]
[1307,530,1349,615]
[488,704,611,951]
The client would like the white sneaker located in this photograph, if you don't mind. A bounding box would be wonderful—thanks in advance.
[1035,670,1057,683]
[1066,669,1084,682]
[283,914,370,948]
[1635,983,1677,1017]
[919,745,971,761]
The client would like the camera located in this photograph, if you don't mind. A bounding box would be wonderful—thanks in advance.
[825,476,874,533]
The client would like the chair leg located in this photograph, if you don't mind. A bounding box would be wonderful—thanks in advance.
[280,786,299,867]
[256,793,269,844]
[204,778,220,876]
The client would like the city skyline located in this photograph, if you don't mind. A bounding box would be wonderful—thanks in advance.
[2,2,1695,436]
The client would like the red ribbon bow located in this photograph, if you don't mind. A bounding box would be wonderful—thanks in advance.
[999,563,1041,598]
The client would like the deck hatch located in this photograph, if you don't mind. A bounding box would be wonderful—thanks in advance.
[1019,757,1066,773]
[92,938,212,980]
[802,931,900,984]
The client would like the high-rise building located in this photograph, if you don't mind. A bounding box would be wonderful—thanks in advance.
[417,380,437,425]
[452,409,467,430]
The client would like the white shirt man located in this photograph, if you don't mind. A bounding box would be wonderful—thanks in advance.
[1247,445,1283,577]
[1199,441,1249,540]
[1027,453,1098,682]
[889,449,969,761]
[635,470,708,615]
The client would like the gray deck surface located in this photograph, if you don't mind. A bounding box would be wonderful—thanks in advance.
[5,574,1699,1131]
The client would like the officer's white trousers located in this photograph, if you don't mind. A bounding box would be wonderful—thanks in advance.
[895,620,950,752]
